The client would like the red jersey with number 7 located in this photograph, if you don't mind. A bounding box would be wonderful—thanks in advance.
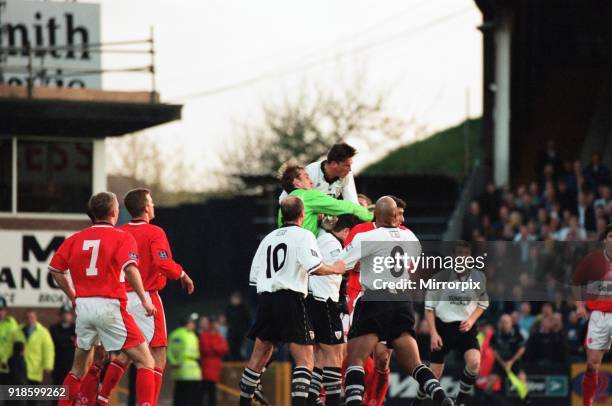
[118,220,184,292]
[48,222,139,301]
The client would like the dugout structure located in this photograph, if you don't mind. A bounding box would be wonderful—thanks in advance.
[0,85,181,321]
[0,0,182,321]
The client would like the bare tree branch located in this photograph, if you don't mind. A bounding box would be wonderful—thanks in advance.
[221,75,409,183]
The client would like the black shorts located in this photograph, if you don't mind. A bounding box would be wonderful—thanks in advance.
[429,317,480,364]
[248,290,315,345]
[348,298,416,344]
[307,296,345,345]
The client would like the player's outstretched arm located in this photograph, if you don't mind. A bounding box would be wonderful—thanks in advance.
[572,285,589,319]
[50,271,76,303]
[151,228,185,280]
[180,272,195,294]
[306,189,373,221]
[425,309,443,351]
[460,307,485,332]
[573,256,590,319]
[311,260,346,276]
[151,229,194,293]
[124,264,156,316]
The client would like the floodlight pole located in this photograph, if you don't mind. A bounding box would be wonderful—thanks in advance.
[464,87,471,177]
[0,0,6,83]
[149,26,157,103]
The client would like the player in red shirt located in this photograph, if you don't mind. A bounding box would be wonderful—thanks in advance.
[95,188,195,405]
[573,223,612,406]
[49,192,157,406]
[343,196,408,406]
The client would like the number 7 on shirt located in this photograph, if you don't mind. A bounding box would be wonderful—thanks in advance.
[83,240,100,276]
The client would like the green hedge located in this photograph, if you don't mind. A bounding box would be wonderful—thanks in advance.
[363,118,481,178]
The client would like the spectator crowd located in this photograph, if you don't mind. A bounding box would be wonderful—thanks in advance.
[0,299,73,406]
[464,147,611,243]
[453,143,612,398]
[0,293,239,406]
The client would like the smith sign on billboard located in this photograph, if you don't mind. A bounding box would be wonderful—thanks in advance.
[0,230,72,307]
[1,0,101,88]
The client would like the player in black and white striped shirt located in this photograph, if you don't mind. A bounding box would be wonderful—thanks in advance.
[239,196,346,406]
[307,215,361,406]
[342,197,454,406]
[418,241,489,406]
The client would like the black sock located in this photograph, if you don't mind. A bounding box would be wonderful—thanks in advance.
[344,366,365,406]
[412,363,447,405]
[292,366,312,406]
[308,367,323,405]
[322,367,342,406]
[417,386,427,400]
[409,385,427,405]
[456,366,477,403]
[239,368,261,406]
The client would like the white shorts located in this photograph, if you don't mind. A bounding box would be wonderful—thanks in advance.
[127,291,167,347]
[586,310,612,351]
[75,297,144,352]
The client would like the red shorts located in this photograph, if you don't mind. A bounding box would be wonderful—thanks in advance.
[75,297,145,351]
[126,290,168,347]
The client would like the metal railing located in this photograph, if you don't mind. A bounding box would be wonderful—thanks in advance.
[0,27,157,102]
[442,159,485,241]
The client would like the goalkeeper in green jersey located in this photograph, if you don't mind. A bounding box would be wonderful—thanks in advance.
[278,162,373,235]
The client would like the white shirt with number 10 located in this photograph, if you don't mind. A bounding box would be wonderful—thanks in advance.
[250,225,323,296]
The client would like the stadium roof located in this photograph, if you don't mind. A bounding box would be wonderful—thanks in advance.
[0,85,182,138]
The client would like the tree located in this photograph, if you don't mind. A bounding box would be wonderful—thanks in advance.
[222,75,410,178]
[105,132,197,205]
[106,132,165,196]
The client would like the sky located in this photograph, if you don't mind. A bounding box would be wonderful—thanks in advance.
[98,0,483,190]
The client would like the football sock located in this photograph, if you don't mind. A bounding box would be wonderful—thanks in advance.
[582,370,598,406]
[307,367,323,405]
[59,373,81,406]
[292,366,312,406]
[322,367,342,406]
[456,366,477,405]
[78,364,101,406]
[239,367,261,406]
[153,367,164,405]
[412,363,447,405]
[135,367,156,406]
[98,359,127,404]
[364,367,390,406]
[344,366,365,406]
[412,386,428,406]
